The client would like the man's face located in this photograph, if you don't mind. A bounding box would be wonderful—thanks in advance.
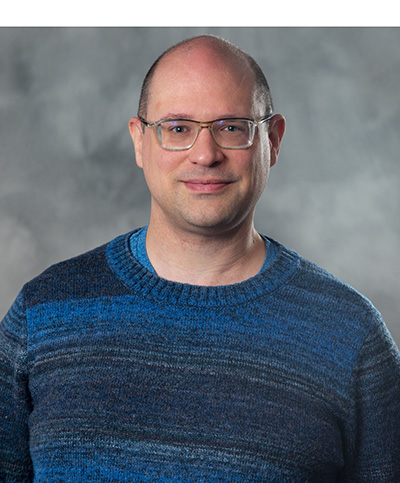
[130,43,283,237]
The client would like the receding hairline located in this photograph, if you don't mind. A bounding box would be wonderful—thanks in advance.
[138,35,273,119]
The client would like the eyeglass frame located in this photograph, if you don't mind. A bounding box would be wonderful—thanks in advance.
[137,114,274,151]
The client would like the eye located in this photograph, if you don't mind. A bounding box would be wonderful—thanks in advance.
[159,121,195,146]
[162,121,195,136]
[170,125,189,134]
[223,124,241,133]
[217,120,249,135]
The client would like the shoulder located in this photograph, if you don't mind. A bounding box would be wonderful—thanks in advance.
[21,232,134,309]
[277,240,379,317]
[269,239,383,350]
[300,254,378,321]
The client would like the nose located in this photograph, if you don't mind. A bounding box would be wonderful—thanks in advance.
[187,126,224,166]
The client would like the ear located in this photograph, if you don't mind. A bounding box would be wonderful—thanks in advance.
[268,114,286,167]
[129,117,144,168]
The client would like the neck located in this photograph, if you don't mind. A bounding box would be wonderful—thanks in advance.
[145,219,265,286]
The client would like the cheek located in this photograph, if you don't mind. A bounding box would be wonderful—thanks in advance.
[245,152,270,203]
[247,145,270,183]
[252,161,269,195]
[255,140,272,180]
[141,160,165,196]
[140,145,181,194]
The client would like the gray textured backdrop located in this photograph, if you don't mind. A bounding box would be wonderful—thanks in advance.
[1,27,399,344]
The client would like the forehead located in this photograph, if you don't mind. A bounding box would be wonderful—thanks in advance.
[147,43,261,119]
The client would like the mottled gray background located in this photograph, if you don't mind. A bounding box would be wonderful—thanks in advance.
[1,27,399,344]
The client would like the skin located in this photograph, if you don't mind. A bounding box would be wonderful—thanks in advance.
[129,38,285,285]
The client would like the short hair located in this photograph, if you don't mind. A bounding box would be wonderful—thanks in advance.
[137,35,274,119]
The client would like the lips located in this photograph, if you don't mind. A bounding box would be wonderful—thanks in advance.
[182,179,233,193]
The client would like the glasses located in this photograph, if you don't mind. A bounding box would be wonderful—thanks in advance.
[138,115,273,151]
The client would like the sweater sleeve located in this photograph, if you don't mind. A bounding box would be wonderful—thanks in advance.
[0,292,33,482]
[342,315,400,481]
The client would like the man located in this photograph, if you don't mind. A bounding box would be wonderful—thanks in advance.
[1,34,399,482]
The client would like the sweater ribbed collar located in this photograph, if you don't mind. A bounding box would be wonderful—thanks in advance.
[106,230,300,308]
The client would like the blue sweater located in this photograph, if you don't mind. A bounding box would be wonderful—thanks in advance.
[1,230,400,482]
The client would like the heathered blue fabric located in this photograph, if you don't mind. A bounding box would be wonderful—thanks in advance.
[1,230,400,482]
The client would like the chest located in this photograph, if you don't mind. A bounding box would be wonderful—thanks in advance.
[26,300,350,482]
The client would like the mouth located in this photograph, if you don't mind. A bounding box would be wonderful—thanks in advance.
[182,179,233,193]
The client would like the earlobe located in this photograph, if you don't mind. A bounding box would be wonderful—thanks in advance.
[129,117,144,168]
[268,114,286,167]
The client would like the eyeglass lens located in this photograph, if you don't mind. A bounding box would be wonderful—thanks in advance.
[157,119,255,149]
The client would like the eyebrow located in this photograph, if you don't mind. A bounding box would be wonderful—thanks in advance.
[159,113,248,121]
[159,113,194,120]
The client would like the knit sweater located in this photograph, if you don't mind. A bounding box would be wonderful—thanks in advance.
[1,230,399,482]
